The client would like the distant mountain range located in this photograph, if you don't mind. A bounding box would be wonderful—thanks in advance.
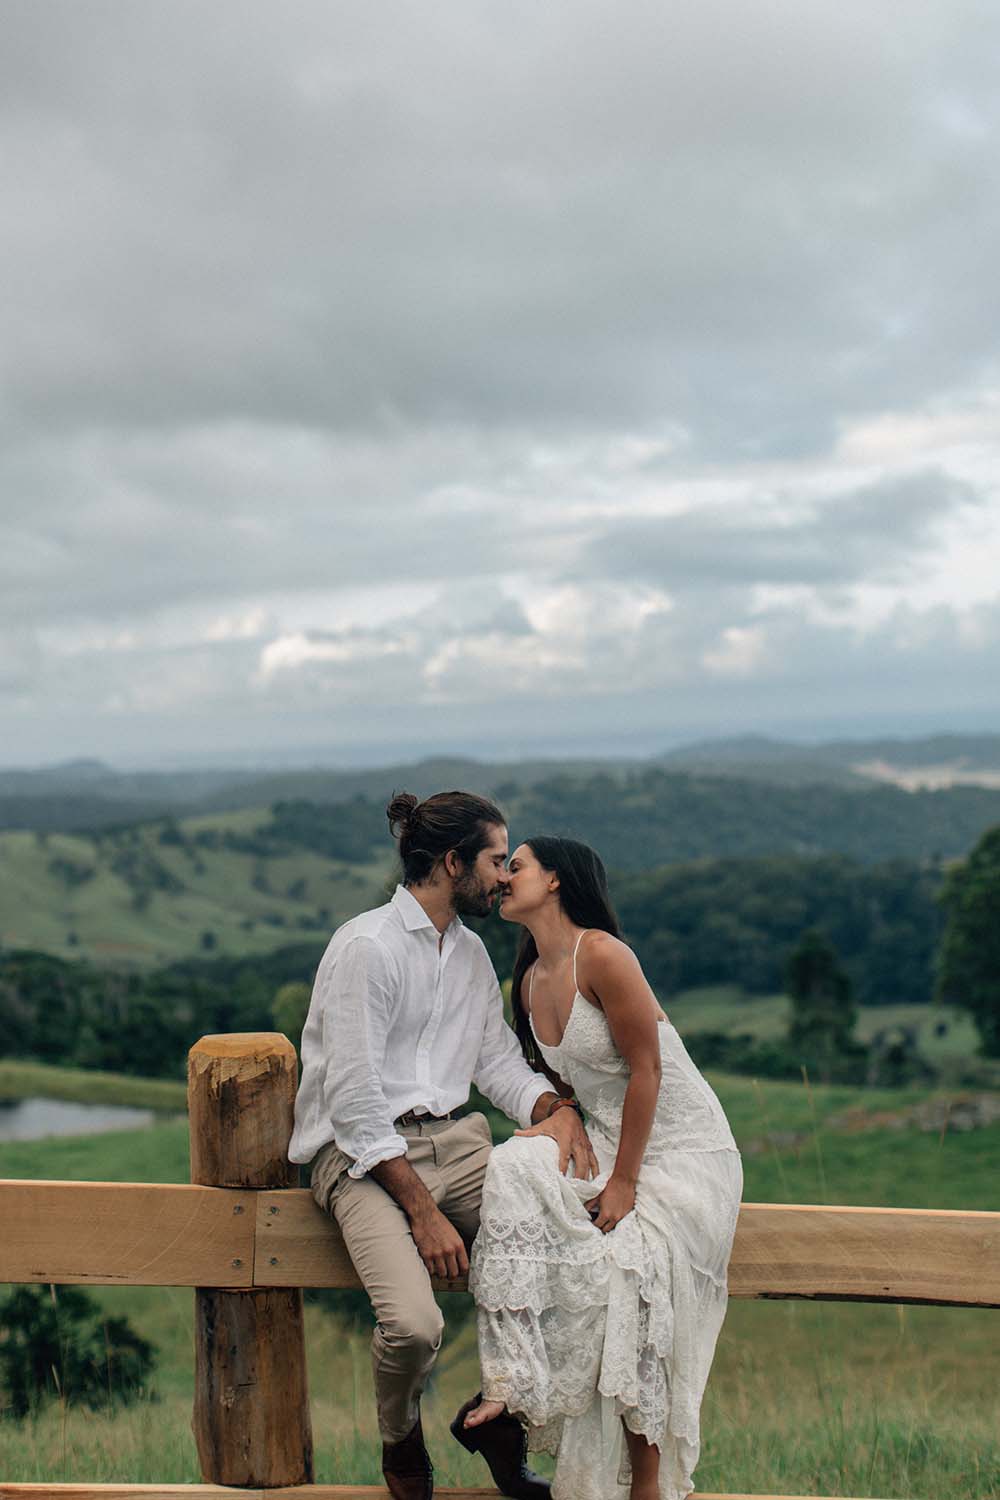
[655,733,1000,788]
[2,732,1000,832]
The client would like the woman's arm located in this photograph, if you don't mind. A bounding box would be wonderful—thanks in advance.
[580,932,663,1232]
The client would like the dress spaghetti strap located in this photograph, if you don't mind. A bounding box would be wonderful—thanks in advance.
[572,929,589,993]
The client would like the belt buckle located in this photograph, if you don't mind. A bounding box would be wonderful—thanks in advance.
[398,1108,450,1126]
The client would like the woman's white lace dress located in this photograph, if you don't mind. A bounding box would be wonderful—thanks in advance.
[468,946,742,1500]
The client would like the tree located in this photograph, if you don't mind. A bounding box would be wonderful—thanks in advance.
[935,825,1000,1056]
[0,1284,156,1419]
[785,928,858,1082]
[272,981,311,1049]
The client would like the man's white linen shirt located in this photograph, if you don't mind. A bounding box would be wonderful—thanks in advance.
[289,884,550,1176]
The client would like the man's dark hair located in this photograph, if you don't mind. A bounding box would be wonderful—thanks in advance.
[386,789,506,886]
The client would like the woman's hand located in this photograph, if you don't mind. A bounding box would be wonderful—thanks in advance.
[584,1173,635,1234]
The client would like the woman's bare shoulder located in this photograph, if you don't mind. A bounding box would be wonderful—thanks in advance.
[578,930,642,983]
[580,928,634,958]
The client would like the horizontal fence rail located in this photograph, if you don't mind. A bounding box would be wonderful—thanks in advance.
[3,1180,999,1306]
[0,1488,875,1500]
[0,1488,887,1500]
[0,1489,874,1500]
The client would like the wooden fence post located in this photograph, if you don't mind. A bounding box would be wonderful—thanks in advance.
[188,1032,314,1487]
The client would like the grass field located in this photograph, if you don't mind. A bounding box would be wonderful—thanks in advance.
[0,815,389,968]
[2,1068,998,1495]
[0,1058,187,1111]
[667,985,983,1067]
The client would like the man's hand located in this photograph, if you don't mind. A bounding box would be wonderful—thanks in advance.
[514,1107,600,1179]
[409,1203,470,1281]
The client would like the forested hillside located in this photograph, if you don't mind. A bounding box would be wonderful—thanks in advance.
[4,766,999,969]
[613,855,941,1003]
[502,769,1000,867]
[4,731,1000,832]
[0,849,953,1080]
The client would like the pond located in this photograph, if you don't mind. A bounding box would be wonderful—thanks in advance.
[0,1096,177,1142]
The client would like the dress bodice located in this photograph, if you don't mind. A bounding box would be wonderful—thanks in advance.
[533,992,738,1159]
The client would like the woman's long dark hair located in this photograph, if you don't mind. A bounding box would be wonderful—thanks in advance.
[510,836,622,1071]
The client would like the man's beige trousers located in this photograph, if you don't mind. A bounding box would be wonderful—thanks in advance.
[311,1112,494,1443]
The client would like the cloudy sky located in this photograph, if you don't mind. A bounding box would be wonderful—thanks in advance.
[3,0,1000,768]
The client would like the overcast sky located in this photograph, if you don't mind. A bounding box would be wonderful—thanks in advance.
[3,0,1000,768]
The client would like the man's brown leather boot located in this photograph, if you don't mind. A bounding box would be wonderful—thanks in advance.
[450,1394,551,1499]
[382,1413,433,1500]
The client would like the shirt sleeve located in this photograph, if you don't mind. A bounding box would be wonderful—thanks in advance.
[472,964,551,1127]
[316,934,409,1179]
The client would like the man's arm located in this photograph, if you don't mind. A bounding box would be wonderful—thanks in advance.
[315,937,407,1177]
[370,1157,470,1282]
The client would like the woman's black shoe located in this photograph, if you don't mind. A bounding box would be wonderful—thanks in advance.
[450,1394,550,1499]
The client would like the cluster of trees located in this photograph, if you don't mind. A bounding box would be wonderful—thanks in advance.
[680,828,1000,1078]
[935,825,1000,1057]
[613,854,942,1003]
[3,829,997,1082]
[0,943,324,1077]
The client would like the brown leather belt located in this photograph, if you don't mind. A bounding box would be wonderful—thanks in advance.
[395,1108,456,1127]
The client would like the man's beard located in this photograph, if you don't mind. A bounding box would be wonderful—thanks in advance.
[452,868,498,918]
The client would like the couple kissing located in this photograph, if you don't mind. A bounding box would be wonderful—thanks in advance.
[289,789,742,1500]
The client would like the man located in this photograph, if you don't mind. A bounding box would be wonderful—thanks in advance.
[289,789,597,1500]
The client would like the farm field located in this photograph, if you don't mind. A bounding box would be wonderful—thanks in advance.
[0,813,389,969]
[2,1070,998,1496]
[666,984,982,1062]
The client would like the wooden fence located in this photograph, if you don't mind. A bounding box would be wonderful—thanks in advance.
[2,1032,998,1500]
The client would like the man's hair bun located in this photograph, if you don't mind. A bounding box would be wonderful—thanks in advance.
[386,791,420,837]
[384,788,505,886]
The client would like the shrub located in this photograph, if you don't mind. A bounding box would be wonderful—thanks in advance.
[0,1284,156,1419]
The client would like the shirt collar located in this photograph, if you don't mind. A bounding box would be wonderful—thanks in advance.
[391,883,461,936]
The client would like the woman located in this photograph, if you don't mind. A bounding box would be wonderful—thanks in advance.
[459,837,742,1500]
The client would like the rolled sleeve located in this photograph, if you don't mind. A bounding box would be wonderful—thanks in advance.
[318,935,408,1176]
[473,972,552,1127]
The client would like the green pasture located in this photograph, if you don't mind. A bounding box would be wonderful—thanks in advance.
[668,984,982,1063]
[0,818,389,968]
[0,1058,188,1111]
[2,1067,998,1494]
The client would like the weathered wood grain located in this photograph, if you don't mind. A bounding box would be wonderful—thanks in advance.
[257,1190,1000,1307]
[5,1184,998,1306]
[189,1033,313,1489]
[0,1180,253,1287]
[729,1201,1000,1307]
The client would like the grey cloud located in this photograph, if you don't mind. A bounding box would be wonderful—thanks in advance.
[3,1,1000,763]
[581,471,984,591]
[6,576,1000,765]
[4,2,1000,456]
